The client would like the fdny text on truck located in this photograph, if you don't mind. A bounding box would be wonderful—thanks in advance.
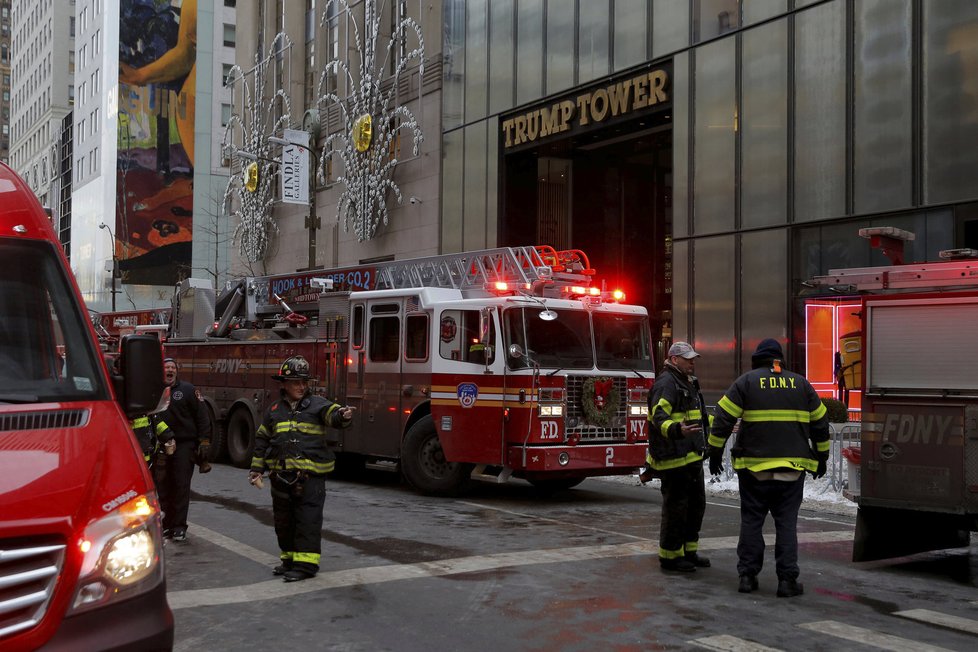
[163,245,656,495]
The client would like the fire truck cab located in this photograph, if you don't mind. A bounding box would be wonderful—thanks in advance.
[0,163,172,650]
[811,245,978,561]
[165,245,655,495]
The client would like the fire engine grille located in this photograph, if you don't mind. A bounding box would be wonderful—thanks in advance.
[0,540,66,642]
[0,409,89,433]
[565,375,628,441]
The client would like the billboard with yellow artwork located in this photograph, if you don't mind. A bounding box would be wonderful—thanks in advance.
[117,0,196,286]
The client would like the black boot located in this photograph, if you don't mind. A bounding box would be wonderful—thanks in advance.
[738,574,759,593]
[272,563,292,576]
[283,569,315,582]
[685,552,710,568]
[660,557,696,573]
[777,578,804,597]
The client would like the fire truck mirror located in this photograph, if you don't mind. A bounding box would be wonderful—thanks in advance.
[509,343,524,360]
[479,307,492,345]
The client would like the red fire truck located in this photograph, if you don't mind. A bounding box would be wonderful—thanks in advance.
[91,308,171,349]
[812,248,978,561]
[164,245,655,494]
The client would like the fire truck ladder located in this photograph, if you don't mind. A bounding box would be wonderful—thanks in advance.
[371,245,595,294]
[812,258,978,292]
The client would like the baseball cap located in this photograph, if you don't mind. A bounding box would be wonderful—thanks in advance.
[668,342,700,359]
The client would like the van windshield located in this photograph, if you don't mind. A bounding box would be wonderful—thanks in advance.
[0,239,108,403]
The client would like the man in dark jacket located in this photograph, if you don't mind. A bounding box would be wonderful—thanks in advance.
[647,341,711,573]
[248,355,354,582]
[708,338,829,597]
[158,358,212,542]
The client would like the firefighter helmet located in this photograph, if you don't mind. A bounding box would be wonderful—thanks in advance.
[272,355,313,381]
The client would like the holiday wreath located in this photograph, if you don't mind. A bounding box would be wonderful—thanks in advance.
[581,377,619,427]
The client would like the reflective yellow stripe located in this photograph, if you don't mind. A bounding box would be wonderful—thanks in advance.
[257,425,269,437]
[651,398,677,437]
[251,457,265,469]
[131,416,149,428]
[279,552,293,562]
[155,421,169,435]
[718,395,742,418]
[263,458,335,474]
[741,409,813,422]
[811,403,827,420]
[659,546,685,559]
[685,541,699,552]
[274,421,327,435]
[292,552,320,564]
[732,456,817,472]
[815,440,830,453]
[707,434,727,448]
[649,451,704,471]
[325,404,340,421]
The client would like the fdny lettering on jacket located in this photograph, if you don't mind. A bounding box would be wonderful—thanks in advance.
[758,375,797,389]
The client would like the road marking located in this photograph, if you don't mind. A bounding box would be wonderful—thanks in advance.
[894,609,978,635]
[181,523,280,566]
[691,634,783,651]
[168,528,852,609]
[458,500,651,540]
[798,620,954,651]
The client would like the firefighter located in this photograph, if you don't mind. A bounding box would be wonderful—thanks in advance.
[647,341,711,573]
[158,358,212,542]
[130,412,174,469]
[708,338,829,598]
[248,355,354,582]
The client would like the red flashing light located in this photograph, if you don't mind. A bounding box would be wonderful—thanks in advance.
[612,289,626,302]
[387,406,397,412]
[588,287,600,296]
[494,281,509,292]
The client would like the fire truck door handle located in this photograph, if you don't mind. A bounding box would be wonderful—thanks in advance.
[403,385,414,397]
[880,442,898,461]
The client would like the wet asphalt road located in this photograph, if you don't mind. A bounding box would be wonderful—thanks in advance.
[164,464,978,651]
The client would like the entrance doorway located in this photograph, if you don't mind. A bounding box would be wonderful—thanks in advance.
[501,123,672,366]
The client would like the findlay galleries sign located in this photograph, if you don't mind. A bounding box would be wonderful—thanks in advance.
[501,66,670,150]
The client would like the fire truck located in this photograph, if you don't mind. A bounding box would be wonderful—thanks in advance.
[812,245,978,561]
[163,245,655,495]
[91,308,172,349]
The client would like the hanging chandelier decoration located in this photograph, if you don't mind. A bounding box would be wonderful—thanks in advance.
[316,0,425,242]
[222,33,294,263]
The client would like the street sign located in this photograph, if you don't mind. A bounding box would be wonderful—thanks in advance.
[281,128,310,205]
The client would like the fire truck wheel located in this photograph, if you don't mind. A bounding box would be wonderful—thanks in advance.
[527,478,586,494]
[227,409,256,469]
[401,416,471,496]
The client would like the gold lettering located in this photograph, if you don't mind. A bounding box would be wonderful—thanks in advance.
[559,100,575,131]
[502,118,515,147]
[591,88,609,122]
[633,75,649,109]
[779,377,788,389]
[760,377,766,389]
[790,378,796,388]
[526,110,540,141]
[577,94,592,125]
[539,106,561,138]
[649,70,668,105]
[608,80,632,116]
[514,115,528,145]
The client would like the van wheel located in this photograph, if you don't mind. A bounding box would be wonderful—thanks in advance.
[226,409,255,469]
[401,415,470,496]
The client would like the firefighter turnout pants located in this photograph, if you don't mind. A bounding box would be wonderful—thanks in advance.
[270,472,326,575]
[736,470,805,581]
[658,462,706,560]
[156,440,197,535]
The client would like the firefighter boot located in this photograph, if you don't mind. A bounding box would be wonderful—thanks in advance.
[272,563,292,576]
[283,569,315,582]
[659,557,696,573]
[777,578,804,598]
[685,552,711,568]
[738,575,759,593]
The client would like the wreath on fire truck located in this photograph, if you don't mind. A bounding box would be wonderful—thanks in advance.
[581,377,619,427]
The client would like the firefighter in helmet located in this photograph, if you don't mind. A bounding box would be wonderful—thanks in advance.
[248,355,354,582]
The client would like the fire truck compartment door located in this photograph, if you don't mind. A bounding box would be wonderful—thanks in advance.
[866,297,978,392]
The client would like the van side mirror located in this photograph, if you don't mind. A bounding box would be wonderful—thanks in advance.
[116,335,165,418]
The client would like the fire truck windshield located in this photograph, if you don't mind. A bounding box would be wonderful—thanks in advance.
[0,240,108,403]
[504,307,652,372]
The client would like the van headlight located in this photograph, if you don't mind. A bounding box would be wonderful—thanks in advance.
[70,492,164,613]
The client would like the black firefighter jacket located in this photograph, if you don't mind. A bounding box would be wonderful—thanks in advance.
[647,363,709,471]
[709,364,830,473]
[251,392,351,476]
[162,378,211,446]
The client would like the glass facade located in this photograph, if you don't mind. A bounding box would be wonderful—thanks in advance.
[443,0,978,398]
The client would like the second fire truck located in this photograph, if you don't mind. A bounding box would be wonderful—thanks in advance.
[164,245,656,494]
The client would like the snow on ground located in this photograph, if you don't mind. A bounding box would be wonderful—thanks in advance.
[597,472,858,518]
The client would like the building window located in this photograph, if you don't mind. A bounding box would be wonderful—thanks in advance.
[223,23,235,47]
[221,103,231,126]
[225,0,236,6]
[222,63,233,85]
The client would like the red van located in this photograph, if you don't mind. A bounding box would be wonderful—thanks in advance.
[0,163,173,650]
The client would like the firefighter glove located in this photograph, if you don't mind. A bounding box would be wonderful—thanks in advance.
[811,457,827,480]
[198,441,211,462]
[708,446,724,476]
